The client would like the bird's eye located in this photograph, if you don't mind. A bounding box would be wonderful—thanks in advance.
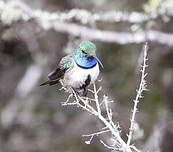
[82,50,87,54]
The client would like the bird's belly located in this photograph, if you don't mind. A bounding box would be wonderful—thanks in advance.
[63,63,99,89]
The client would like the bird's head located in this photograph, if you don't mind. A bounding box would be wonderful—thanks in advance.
[76,41,96,56]
[73,41,103,68]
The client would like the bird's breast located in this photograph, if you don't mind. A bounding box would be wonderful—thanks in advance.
[63,61,99,89]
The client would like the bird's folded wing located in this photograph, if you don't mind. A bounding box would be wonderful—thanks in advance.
[40,56,72,86]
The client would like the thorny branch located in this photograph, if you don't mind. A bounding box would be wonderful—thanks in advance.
[1,1,173,46]
[127,43,148,146]
[62,84,134,152]
[61,43,148,152]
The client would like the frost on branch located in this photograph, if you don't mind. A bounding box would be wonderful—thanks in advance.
[127,43,148,146]
[61,83,133,152]
[59,43,148,152]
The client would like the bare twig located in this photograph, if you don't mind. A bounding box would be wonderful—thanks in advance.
[100,140,117,150]
[59,43,149,152]
[83,129,110,137]
[127,42,148,146]
[61,83,134,152]
[93,83,101,115]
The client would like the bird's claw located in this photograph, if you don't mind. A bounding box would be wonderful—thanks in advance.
[83,88,88,97]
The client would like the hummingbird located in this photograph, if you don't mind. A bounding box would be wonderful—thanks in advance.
[40,41,103,96]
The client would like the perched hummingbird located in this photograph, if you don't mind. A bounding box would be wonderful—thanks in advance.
[40,41,103,96]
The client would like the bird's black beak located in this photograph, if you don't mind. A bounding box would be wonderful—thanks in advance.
[95,56,104,68]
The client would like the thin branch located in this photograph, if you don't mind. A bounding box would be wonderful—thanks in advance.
[104,95,113,122]
[130,145,141,152]
[100,140,117,150]
[127,42,148,146]
[93,83,101,115]
[60,79,143,152]
[65,83,135,152]
[97,109,132,152]
[82,129,110,137]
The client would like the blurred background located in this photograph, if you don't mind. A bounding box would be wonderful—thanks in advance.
[0,0,173,152]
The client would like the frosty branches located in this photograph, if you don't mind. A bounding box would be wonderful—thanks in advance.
[127,43,148,146]
[62,84,134,152]
[61,43,148,152]
[1,0,173,46]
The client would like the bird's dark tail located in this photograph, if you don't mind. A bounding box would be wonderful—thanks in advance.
[40,67,66,87]
[40,79,60,86]
[40,81,49,86]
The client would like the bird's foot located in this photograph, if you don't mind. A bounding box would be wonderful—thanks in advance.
[72,88,79,97]
[83,88,88,97]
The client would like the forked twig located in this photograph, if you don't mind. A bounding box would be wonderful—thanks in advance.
[60,43,148,152]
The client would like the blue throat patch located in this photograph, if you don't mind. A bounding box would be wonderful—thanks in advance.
[74,55,97,69]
